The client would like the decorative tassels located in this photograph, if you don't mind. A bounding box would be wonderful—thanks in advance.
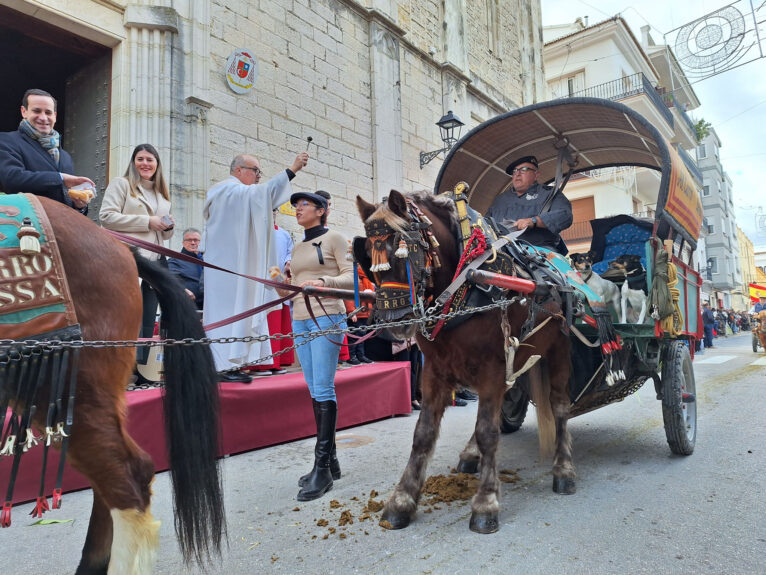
[395,238,408,259]
[21,428,40,452]
[17,217,41,255]
[1,501,12,528]
[593,307,625,386]
[369,235,391,272]
[0,435,16,457]
[51,489,62,510]
[30,496,49,518]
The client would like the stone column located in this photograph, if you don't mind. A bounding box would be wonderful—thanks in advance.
[117,3,179,171]
[441,0,470,137]
[369,0,399,24]
[518,0,545,105]
[172,0,213,238]
[369,17,404,202]
[116,1,213,242]
[443,0,468,73]
[441,64,470,130]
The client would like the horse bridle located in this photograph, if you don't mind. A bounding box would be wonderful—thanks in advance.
[356,201,439,323]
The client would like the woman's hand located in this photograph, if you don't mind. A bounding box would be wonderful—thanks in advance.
[300,279,325,288]
[149,215,172,231]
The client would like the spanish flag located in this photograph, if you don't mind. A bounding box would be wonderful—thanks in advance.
[749,283,766,302]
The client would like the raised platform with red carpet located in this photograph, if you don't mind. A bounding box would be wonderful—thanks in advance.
[2,361,411,504]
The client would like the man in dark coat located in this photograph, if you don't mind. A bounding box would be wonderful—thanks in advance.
[0,89,94,212]
[702,301,715,349]
[168,228,204,310]
[486,155,573,254]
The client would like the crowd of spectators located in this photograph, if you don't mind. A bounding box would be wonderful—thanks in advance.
[701,300,760,350]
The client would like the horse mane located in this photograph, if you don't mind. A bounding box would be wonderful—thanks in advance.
[409,191,458,236]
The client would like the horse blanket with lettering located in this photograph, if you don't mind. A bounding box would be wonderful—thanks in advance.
[0,193,78,339]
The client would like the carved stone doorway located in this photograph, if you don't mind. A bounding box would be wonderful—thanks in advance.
[0,4,111,221]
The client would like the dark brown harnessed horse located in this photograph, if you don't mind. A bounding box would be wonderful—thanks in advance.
[355,190,575,533]
[1,197,224,574]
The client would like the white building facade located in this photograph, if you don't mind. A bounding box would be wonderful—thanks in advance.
[543,17,701,256]
[697,129,741,309]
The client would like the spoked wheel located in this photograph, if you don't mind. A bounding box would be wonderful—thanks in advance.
[500,385,529,434]
[660,341,697,455]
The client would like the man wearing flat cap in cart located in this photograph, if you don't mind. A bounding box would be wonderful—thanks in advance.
[485,155,573,254]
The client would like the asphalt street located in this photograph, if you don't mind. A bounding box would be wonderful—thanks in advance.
[5,332,765,575]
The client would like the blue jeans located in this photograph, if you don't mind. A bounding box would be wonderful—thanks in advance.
[292,314,347,403]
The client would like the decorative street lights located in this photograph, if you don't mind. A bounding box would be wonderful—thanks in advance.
[419,110,464,169]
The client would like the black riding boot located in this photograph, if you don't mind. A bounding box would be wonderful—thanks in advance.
[299,400,341,487]
[297,400,337,501]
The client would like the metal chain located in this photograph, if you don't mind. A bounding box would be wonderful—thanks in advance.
[0,298,519,354]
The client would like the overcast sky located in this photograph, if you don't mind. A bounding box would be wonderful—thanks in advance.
[541,0,766,246]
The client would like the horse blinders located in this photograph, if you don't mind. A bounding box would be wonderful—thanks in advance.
[356,217,433,322]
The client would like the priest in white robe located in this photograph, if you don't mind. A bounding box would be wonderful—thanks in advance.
[203,152,309,378]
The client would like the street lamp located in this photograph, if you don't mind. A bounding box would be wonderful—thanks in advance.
[706,257,713,281]
[419,110,464,169]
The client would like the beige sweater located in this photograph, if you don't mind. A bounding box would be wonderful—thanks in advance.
[290,229,353,320]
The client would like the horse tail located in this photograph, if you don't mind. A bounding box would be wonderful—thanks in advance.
[132,252,225,565]
[528,362,556,459]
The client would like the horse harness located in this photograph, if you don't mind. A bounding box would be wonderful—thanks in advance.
[355,184,574,338]
[355,183,625,387]
[0,193,82,527]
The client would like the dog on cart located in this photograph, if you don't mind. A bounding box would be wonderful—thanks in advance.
[570,251,647,324]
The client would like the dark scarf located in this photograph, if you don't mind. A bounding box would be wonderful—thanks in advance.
[19,119,61,165]
[303,225,328,242]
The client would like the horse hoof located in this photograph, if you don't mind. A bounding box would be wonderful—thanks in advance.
[552,476,576,494]
[456,459,479,474]
[469,511,499,534]
[380,509,411,530]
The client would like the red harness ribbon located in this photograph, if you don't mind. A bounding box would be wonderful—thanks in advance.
[430,228,488,339]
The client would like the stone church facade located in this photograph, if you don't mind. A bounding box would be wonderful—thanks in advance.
[0,0,544,240]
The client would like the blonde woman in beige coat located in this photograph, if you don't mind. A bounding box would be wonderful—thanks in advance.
[100,144,175,380]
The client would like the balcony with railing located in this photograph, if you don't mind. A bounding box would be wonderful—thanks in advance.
[676,145,703,185]
[661,91,696,135]
[568,72,674,128]
[561,220,593,243]
[660,90,698,149]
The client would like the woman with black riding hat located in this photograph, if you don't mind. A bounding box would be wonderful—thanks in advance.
[289,190,353,501]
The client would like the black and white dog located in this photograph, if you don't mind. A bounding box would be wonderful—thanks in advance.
[608,255,648,324]
[570,251,647,324]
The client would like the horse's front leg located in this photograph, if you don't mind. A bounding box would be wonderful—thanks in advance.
[75,491,112,575]
[381,366,449,530]
[469,389,504,533]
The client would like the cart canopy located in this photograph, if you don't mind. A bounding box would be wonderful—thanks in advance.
[434,97,702,249]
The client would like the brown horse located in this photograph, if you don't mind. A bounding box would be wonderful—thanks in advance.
[356,190,574,533]
[2,197,224,574]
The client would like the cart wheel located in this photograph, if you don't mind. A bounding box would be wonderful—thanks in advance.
[660,342,696,455]
[500,386,529,434]
[753,334,759,353]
